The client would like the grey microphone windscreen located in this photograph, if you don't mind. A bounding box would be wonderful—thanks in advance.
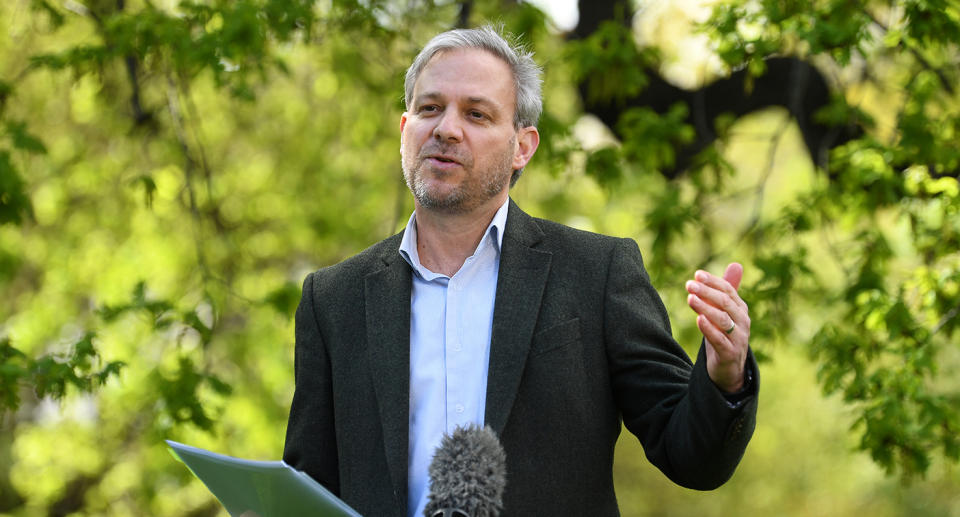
[423,424,507,517]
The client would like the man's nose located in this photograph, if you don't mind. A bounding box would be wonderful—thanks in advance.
[432,111,463,142]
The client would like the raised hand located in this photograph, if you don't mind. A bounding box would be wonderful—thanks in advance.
[684,263,750,393]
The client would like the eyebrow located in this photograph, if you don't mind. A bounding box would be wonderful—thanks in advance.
[413,92,445,106]
[415,92,503,114]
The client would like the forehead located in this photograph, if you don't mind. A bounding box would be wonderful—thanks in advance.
[413,48,515,107]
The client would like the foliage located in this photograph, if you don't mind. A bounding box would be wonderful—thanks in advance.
[566,20,660,103]
[0,0,958,515]
[695,0,960,480]
[0,334,124,412]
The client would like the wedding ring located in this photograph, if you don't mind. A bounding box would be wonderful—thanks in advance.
[725,322,736,334]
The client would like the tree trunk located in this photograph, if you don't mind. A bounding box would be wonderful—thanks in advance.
[574,0,861,178]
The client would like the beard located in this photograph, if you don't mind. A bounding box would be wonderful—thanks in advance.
[402,138,515,214]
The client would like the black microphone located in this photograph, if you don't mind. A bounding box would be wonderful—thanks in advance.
[423,424,507,517]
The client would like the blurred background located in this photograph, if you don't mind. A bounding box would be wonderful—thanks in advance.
[1,0,959,515]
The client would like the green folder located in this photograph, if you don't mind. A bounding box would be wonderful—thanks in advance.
[167,440,362,517]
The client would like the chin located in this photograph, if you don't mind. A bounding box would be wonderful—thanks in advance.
[419,193,468,212]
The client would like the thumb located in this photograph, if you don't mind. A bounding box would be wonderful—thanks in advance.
[724,262,744,291]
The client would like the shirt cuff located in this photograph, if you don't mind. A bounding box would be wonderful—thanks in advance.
[721,361,755,409]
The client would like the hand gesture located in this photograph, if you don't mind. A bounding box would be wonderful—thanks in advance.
[685,263,750,393]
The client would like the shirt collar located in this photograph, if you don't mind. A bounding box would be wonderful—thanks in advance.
[398,197,510,275]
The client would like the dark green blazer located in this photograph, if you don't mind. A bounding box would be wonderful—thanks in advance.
[283,200,757,516]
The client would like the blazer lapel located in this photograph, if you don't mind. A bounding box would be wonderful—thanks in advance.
[485,200,552,434]
[364,243,412,511]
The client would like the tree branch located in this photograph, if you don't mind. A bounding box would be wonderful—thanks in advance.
[0,416,25,512]
[47,471,106,517]
[742,112,793,242]
[865,10,955,97]
[165,70,211,283]
[115,0,150,126]
[933,303,960,335]
[179,81,215,205]
[574,0,862,180]
[124,55,151,126]
[456,0,473,29]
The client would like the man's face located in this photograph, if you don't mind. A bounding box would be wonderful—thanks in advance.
[400,48,538,214]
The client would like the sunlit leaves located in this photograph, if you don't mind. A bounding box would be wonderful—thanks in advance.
[803,219,959,479]
[0,334,125,413]
[567,21,659,104]
[151,356,231,432]
[811,300,957,479]
[98,282,218,348]
[26,0,321,102]
[0,118,46,226]
[645,186,700,274]
[903,0,960,47]
[1,1,959,514]
[697,0,960,480]
[894,72,960,177]
[98,281,177,329]
[618,104,695,175]
[707,3,783,74]
[814,93,874,131]
[706,0,872,69]
[581,104,697,187]
[4,121,47,155]
[0,340,27,410]
[829,140,904,209]
[743,249,813,342]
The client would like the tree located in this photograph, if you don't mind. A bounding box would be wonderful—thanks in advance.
[0,0,957,515]
[567,0,960,479]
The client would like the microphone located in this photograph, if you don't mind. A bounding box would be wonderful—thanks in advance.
[423,424,507,517]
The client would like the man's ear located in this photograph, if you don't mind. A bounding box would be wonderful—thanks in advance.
[512,126,540,171]
[399,112,408,151]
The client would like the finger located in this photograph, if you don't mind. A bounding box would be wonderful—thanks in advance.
[697,314,735,352]
[688,293,736,332]
[694,269,739,298]
[723,262,743,291]
[686,278,745,316]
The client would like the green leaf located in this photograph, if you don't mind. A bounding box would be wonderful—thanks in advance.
[97,361,126,386]
[0,151,33,226]
[29,0,65,27]
[152,357,232,432]
[182,310,213,345]
[264,281,301,317]
[133,175,157,208]
[585,147,623,187]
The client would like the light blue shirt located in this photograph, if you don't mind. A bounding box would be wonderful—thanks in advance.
[398,199,509,517]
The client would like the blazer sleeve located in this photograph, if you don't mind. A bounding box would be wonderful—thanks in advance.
[604,237,758,490]
[283,271,341,495]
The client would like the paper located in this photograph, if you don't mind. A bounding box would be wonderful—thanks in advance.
[167,440,362,517]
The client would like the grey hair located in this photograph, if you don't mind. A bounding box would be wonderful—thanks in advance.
[404,26,543,186]
[404,26,543,129]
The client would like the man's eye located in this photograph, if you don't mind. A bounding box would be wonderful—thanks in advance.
[419,105,439,113]
[469,111,486,120]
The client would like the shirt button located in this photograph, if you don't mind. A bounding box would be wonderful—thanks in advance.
[453,343,462,352]
[455,404,464,413]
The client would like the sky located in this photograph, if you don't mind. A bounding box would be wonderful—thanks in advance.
[524,0,579,31]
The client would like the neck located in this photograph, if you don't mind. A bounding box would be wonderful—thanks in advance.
[414,196,506,277]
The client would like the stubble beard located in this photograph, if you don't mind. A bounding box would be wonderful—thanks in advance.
[402,141,514,214]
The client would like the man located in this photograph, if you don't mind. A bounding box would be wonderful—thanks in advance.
[284,26,757,517]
